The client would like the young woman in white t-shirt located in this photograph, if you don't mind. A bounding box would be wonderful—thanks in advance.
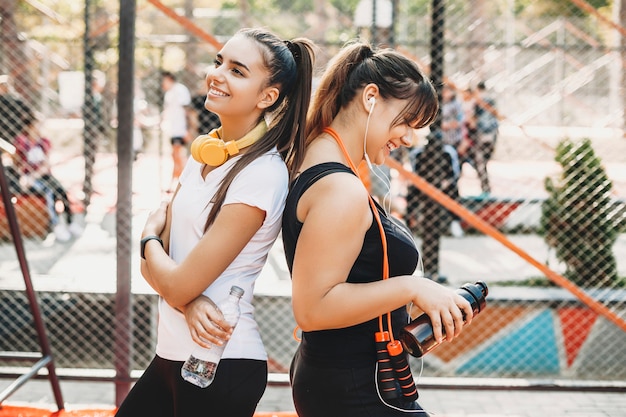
[115,28,315,417]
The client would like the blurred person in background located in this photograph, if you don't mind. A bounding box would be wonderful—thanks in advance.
[160,70,191,192]
[469,81,499,197]
[132,81,150,159]
[13,109,83,242]
[110,80,150,161]
[0,74,30,144]
[115,28,315,417]
[282,41,473,417]
[406,130,461,284]
[440,84,464,150]
[457,86,476,163]
[1,74,31,191]
[439,84,464,237]
[82,70,109,207]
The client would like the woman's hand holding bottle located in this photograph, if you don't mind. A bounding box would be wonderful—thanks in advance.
[406,277,474,344]
[183,295,234,348]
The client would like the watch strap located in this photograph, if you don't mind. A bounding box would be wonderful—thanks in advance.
[140,235,163,259]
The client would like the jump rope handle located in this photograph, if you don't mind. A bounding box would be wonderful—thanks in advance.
[387,340,419,402]
[375,331,399,400]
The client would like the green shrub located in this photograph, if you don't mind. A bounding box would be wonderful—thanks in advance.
[541,138,618,287]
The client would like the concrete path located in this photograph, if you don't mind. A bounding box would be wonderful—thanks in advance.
[1,377,626,416]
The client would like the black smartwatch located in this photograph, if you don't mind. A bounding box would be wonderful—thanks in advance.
[140,235,163,259]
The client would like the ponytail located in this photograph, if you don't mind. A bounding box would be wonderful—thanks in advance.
[274,39,315,178]
[203,29,315,231]
[306,43,373,143]
[307,41,438,144]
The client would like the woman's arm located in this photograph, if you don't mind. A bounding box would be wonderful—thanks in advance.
[140,194,233,346]
[183,294,232,348]
[291,173,472,344]
[141,200,265,309]
[140,183,178,292]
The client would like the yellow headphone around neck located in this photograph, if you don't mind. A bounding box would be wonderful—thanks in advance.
[190,120,268,166]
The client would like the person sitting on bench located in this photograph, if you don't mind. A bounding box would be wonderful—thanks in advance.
[12,110,83,242]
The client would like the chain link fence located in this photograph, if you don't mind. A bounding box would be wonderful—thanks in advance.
[0,0,625,386]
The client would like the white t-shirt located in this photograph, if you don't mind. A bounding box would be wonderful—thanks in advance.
[162,82,191,138]
[156,149,288,361]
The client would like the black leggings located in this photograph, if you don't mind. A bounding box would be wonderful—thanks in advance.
[115,355,267,417]
[290,346,431,417]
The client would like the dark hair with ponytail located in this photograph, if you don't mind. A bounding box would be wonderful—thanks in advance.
[306,41,438,144]
[203,28,315,231]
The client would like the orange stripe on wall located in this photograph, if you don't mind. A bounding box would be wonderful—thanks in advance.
[433,306,531,363]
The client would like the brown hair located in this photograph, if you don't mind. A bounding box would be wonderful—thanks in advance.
[203,28,315,231]
[306,41,438,146]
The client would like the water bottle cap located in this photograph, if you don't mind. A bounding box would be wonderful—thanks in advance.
[229,285,245,298]
[475,281,488,297]
[460,281,488,312]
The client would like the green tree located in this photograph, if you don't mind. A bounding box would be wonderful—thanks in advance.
[541,138,619,287]
[516,0,610,16]
[329,0,360,17]
[0,0,33,97]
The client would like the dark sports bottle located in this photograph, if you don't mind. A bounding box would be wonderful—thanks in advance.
[399,281,488,357]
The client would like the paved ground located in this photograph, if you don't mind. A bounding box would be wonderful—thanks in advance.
[1,377,626,416]
[1,137,625,416]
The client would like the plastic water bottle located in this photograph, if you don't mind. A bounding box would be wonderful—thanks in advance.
[181,285,244,388]
[399,281,488,357]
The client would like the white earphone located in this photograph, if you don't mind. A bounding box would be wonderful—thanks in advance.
[368,96,376,114]
[364,96,376,169]
[363,95,392,213]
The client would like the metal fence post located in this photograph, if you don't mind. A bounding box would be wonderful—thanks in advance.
[114,0,137,407]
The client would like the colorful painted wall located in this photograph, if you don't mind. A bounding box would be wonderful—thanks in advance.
[419,294,626,380]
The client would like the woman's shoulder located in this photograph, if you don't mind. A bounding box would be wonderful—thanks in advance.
[299,163,369,208]
[246,150,288,174]
[234,151,289,189]
[295,161,357,185]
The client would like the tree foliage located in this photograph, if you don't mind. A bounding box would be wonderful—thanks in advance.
[515,0,610,17]
[329,0,361,17]
[541,138,619,288]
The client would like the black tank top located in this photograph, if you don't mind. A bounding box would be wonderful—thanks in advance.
[282,162,419,368]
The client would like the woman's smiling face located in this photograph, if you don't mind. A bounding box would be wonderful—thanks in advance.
[204,34,273,119]
[366,97,415,165]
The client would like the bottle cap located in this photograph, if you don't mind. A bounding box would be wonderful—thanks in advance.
[460,281,488,312]
[476,281,488,297]
[229,285,245,298]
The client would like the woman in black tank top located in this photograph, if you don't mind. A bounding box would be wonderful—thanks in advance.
[282,41,475,417]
